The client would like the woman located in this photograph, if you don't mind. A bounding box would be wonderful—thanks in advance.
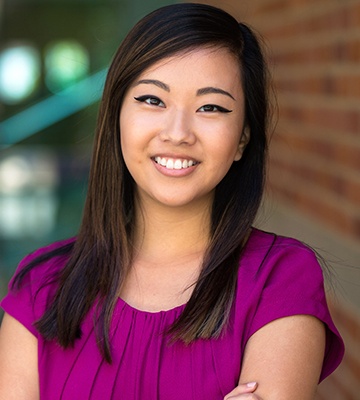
[0,3,344,399]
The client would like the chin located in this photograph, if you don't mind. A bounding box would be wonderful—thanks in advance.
[154,194,212,210]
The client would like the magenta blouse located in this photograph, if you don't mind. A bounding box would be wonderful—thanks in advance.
[1,229,344,399]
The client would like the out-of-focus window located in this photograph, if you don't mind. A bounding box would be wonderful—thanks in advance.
[0,44,41,104]
[45,40,89,94]
[0,148,58,238]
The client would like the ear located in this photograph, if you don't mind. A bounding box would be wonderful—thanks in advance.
[234,127,250,161]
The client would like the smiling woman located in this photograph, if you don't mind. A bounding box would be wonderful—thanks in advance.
[0,3,344,400]
[120,47,246,209]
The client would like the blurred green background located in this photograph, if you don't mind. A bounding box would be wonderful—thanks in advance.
[0,0,177,302]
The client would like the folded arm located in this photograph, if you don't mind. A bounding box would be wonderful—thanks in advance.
[225,314,326,400]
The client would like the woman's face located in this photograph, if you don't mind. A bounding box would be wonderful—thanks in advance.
[120,47,247,211]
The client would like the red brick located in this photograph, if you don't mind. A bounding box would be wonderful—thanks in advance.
[325,300,360,344]
[264,4,360,39]
[271,132,360,171]
[272,38,360,65]
[279,105,360,135]
[274,74,360,99]
[268,177,358,237]
[339,177,360,206]
[349,2,360,26]
[253,0,291,16]
[270,158,360,207]
[327,372,360,400]
[336,40,360,63]
[346,352,360,384]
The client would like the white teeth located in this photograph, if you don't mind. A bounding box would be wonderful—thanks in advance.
[154,157,196,170]
[166,159,174,169]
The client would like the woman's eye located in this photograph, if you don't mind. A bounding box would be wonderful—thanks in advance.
[134,96,165,108]
[198,104,232,113]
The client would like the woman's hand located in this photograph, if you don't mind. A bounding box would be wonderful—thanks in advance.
[224,382,262,400]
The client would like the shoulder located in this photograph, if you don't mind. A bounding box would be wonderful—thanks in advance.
[237,228,344,380]
[241,228,322,281]
[237,228,327,335]
[12,237,76,288]
[239,228,326,310]
[244,227,316,256]
[1,237,76,336]
[19,236,76,267]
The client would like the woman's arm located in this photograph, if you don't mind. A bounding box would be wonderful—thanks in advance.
[0,313,39,400]
[225,314,325,400]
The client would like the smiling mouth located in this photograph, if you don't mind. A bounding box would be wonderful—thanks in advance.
[153,157,199,170]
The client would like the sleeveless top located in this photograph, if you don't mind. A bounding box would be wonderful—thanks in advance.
[1,229,344,399]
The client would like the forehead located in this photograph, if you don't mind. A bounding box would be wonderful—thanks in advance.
[135,47,242,89]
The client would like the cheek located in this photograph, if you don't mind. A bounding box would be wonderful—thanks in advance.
[208,143,238,176]
[119,116,134,166]
[215,130,243,161]
[119,111,137,147]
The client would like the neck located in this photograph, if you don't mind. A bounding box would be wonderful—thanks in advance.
[133,197,212,263]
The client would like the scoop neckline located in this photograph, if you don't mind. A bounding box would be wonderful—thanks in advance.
[115,228,260,316]
[116,296,187,315]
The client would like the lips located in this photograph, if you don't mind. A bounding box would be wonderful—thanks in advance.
[153,156,199,170]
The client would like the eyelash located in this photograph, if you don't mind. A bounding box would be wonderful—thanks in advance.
[134,96,232,113]
[198,104,232,113]
[134,95,165,107]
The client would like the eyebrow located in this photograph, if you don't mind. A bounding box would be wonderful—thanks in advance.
[134,79,236,101]
[197,87,236,100]
[135,79,170,92]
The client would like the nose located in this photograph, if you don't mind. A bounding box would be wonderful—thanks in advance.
[159,109,196,145]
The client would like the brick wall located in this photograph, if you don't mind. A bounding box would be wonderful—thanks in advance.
[190,0,360,398]
[259,1,360,242]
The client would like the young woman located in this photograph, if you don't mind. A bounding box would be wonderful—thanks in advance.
[0,3,344,399]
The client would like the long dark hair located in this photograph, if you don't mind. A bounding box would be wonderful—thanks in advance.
[13,3,269,362]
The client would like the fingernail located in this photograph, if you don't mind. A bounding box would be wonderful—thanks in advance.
[246,382,257,388]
